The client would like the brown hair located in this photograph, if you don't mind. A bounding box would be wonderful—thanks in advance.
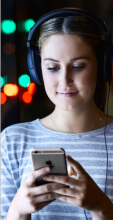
[36,16,108,112]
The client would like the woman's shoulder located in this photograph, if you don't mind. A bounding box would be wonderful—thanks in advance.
[1,119,43,152]
[1,119,40,139]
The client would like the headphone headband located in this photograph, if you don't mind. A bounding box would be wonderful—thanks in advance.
[27,8,111,48]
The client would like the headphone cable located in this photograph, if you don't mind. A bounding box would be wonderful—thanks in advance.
[104,80,111,194]
[84,80,111,220]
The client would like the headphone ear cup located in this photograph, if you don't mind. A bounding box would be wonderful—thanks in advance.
[27,47,44,85]
[34,47,44,84]
[98,41,112,82]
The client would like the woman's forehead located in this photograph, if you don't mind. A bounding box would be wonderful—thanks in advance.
[41,34,94,60]
[42,34,82,47]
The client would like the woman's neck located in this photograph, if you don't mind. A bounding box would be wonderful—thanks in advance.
[50,104,107,134]
[40,99,113,134]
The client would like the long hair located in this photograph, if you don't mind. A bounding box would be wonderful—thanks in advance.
[36,16,108,112]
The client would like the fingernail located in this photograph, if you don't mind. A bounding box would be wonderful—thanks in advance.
[46,167,50,172]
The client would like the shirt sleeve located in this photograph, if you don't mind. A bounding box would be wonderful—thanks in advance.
[1,131,18,220]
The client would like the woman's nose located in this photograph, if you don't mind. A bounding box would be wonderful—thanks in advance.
[59,69,73,86]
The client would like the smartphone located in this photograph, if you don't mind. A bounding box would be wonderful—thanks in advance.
[30,148,68,186]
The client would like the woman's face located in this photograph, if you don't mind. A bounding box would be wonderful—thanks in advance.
[41,34,98,112]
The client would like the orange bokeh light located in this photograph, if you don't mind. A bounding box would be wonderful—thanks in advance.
[28,82,36,95]
[3,84,19,96]
[1,92,7,104]
[3,43,16,55]
[22,91,32,103]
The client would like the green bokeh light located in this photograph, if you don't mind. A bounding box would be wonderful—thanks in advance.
[0,77,4,88]
[24,19,35,32]
[1,20,16,34]
[19,74,31,87]
[0,76,7,88]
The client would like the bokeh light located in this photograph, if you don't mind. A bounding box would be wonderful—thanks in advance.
[17,19,35,32]
[3,43,16,55]
[0,77,4,88]
[18,74,31,87]
[24,19,35,32]
[0,76,7,88]
[1,20,16,34]
[28,82,36,94]
[3,84,19,96]
[1,92,7,104]
[22,91,32,103]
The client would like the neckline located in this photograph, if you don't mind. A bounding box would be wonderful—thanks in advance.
[33,118,113,139]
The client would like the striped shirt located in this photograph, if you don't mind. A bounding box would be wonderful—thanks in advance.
[1,118,113,220]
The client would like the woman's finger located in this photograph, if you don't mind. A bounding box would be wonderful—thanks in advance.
[25,167,51,187]
[43,175,85,190]
[53,186,83,198]
[68,166,77,177]
[30,192,59,204]
[66,156,89,179]
[55,195,79,206]
[34,199,56,211]
[26,182,66,197]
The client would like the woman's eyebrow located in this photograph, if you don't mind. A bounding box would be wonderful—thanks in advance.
[44,57,89,62]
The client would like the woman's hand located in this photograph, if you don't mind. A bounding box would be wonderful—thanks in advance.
[6,167,66,220]
[43,155,109,213]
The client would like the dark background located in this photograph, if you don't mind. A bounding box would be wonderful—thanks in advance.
[1,0,113,131]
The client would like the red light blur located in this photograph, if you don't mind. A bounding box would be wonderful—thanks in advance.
[1,92,7,104]
[28,82,36,95]
[22,91,32,103]
[3,43,16,55]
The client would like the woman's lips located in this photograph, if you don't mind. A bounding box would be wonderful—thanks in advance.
[58,91,78,97]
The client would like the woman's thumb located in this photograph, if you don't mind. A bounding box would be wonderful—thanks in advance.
[68,166,77,177]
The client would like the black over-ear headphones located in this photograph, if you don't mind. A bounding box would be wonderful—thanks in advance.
[27,8,113,85]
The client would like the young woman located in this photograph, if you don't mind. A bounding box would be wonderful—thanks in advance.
[1,8,113,220]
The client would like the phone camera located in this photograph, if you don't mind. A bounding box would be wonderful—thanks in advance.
[35,151,38,153]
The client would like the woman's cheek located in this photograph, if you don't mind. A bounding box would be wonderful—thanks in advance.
[79,73,97,96]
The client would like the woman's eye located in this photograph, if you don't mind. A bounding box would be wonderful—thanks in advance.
[73,66,85,71]
[47,66,85,72]
[47,67,59,72]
